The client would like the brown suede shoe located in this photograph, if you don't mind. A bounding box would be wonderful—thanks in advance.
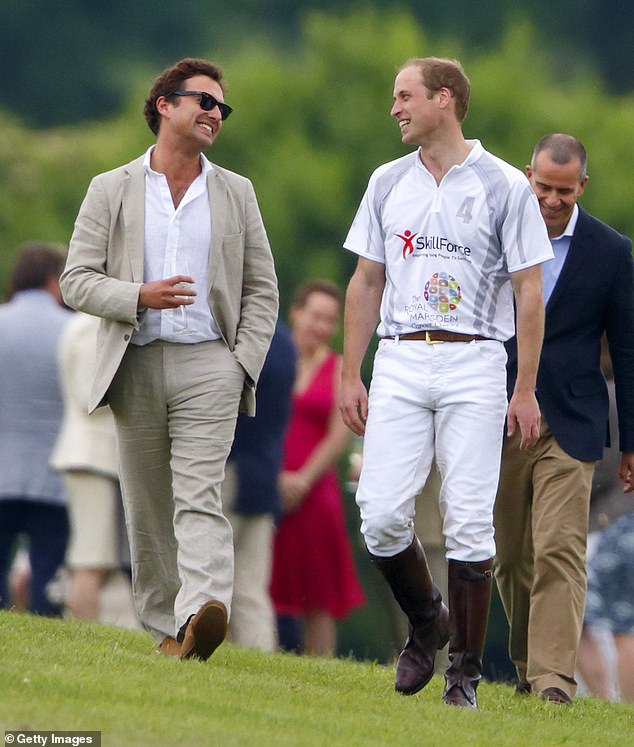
[539,687,572,705]
[179,600,227,661]
[158,636,181,657]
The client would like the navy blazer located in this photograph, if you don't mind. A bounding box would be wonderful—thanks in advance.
[506,207,634,462]
[228,321,296,517]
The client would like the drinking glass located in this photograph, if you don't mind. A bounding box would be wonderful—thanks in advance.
[172,260,193,333]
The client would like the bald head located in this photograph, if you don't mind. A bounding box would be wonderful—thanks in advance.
[531,134,587,180]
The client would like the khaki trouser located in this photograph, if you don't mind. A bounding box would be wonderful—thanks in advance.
[494,418,594,697]
[108,340,244,643]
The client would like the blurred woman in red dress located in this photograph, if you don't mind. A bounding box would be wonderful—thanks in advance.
[270,279,365,656]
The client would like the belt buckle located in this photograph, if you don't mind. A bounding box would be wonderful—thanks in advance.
[425,331,443,344]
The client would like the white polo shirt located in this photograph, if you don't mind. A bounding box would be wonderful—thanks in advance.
[132,146,222,345]
[344,140,553,341]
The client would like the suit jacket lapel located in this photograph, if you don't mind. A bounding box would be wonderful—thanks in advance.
[546,208,595,314]
[121,157,146,283]
[207,168,227,292]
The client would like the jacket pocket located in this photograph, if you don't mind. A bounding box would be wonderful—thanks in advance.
[568,374,603,397]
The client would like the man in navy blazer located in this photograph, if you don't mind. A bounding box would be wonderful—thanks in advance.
[494,134,634,704]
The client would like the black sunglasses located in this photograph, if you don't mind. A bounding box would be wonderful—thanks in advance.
[169,90,233,120]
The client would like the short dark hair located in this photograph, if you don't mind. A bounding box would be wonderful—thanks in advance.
[291,279,344,310]
[144,57,226,135]
[400,57,471,122]
[7,242,66,300]
[531,133,588,179]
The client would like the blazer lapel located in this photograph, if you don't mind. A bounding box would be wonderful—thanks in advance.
[207,169,227,292]
[121,158,146,283]
[546,208,595,314]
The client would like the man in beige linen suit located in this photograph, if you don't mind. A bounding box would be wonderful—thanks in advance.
[61,58,278,661]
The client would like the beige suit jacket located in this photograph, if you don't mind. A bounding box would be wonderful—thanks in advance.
[61,155,278,415]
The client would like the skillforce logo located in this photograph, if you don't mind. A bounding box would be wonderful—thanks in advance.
[394,230,472,260]
[395,230,418,259]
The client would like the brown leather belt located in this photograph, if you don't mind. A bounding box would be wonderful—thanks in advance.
[383,330,490,343]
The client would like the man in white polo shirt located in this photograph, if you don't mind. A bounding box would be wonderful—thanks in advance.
[339,57,552,708]
[61,58,278,661]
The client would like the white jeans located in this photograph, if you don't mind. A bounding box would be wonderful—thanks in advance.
[356,338,508,561]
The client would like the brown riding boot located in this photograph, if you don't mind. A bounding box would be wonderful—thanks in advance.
[370,537,450,695]
[442,558,493,709]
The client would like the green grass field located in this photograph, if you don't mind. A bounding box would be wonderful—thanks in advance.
[0,611,632,746]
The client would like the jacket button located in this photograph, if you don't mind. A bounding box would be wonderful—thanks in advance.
[124,334,130,341]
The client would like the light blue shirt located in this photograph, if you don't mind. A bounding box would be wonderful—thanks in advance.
[542,204,579,304]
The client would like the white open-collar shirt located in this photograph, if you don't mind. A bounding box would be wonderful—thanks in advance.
[132,146,222,345]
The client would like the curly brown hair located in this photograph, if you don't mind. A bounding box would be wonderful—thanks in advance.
[143,58,226,135]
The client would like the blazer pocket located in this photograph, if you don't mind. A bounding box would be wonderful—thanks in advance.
[221,233,245,273]
[568,374,603,397]
[223,231,244,243]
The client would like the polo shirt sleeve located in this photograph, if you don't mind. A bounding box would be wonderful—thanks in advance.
[502,179,553,273]
[343,171,386,264]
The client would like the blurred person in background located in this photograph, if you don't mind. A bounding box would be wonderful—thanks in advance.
[222,321,296,652]
[60,57,278,660]
[51,311,136,625]
[577,508,634,704]
[576,341,633,702]
[0,243,72,616]
[494,134,634,705]
[270,280,365,657]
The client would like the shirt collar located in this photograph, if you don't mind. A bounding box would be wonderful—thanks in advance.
[142,145,214,177]
[416,139,483,173]
[12,289,60,306]
[550,203,579,241]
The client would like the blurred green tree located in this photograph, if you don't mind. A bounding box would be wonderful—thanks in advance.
[1,1,631,126]
[1,8,633,310]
